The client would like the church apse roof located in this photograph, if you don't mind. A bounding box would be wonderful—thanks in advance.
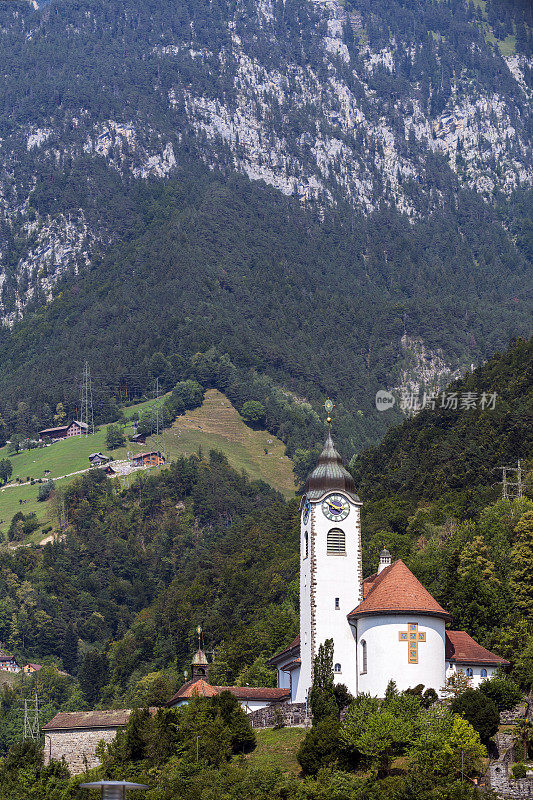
[348,559,452,620]
[445,631,510,666]
[305,432,360,501]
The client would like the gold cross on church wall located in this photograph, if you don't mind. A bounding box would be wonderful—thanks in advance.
[399,622,426,664]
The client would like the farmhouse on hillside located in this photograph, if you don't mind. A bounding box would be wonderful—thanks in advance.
[39,420,88,441]
[131,451,165,467]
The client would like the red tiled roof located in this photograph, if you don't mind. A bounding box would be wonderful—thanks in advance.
[224,686,290,701]
[445,631,510,666]
[362,572,378,598]
[348,560,451,620]
[267,635,300,665]
[169,679,220,700]
[42,708,155,731]
[166,680,290,705]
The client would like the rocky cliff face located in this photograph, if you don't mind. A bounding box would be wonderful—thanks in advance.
[0,0,530,374]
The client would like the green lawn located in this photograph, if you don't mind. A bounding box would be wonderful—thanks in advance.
[245,727,306,775]
[0,391,295,539]
[148,389,296,498]
[0,399,154,539]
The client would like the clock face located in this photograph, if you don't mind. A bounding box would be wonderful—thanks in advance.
[302,498,311,525]
[322,494,350,521]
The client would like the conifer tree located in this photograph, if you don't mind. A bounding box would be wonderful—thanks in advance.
[510,512,533,621]
[310,638,338,722]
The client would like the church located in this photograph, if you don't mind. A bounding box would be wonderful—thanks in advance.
[267,431,509,703]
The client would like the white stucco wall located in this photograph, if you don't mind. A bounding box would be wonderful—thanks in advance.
[355,614,446,697]
[296,493,362,701]
[445,661,496,688]
[172,697,274,713]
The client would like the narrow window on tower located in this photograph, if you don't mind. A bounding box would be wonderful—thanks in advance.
[304,532,309,559]
[335,597,340,610]
[361,640,367,674]
[327,528,346,555]
[334,663,341,673]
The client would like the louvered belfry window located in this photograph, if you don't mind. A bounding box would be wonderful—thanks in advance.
[327,528,346,555]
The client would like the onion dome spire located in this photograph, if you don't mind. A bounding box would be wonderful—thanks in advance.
[304,431,360,501]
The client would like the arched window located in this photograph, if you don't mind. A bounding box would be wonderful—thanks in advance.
[327,528,346,555]
[361,640,367,674]
[334,663,341,673]
[304,532,308,559]
[466,668,473,677]
[480,668,487,678]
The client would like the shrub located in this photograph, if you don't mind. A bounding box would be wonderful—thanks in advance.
[297,715,341,775]
[512,762,527,779]
[451,689,499,744]
[38,479,55,501]
[480,676,522,712]
[106,424,126,449]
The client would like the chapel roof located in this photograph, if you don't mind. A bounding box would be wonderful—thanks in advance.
[305,432,360,501]
[166,680,290,705]
[445,630,510,666]
[348,559,452,620]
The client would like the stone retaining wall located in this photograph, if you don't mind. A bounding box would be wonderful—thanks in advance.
[248,701,309,728]
[43,727,122,774]
[488,762,533,799]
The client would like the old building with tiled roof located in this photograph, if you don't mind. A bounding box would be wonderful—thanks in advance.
[268,431,509,700]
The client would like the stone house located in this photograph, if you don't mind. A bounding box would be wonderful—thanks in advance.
[42,709,155,774]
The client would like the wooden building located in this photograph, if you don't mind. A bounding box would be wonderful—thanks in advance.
[131,451,165,467]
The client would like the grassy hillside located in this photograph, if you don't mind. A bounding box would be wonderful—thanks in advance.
[0,390,295,539]
[245,728,306,775]
[147,390,296,498]
[0,411,147,539]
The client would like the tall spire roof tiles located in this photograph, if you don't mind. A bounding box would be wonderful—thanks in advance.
[305,432,360,501]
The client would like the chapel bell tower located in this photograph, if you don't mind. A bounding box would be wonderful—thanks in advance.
[191,625,210,682]
[296,407,362,702]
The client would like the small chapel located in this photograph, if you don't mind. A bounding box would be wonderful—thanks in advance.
[268,431,509,703]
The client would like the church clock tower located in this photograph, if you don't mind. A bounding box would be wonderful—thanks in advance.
[295,425,362,702]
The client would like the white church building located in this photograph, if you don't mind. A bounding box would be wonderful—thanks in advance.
[269,432,509,701]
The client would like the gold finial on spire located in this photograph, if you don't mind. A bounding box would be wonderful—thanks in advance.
[324,398,334,425]
[196,625,203,649]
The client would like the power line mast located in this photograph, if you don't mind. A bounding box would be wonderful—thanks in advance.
[154,377,161,469]
[499,461,523,502]
[22,695,39,740]
[79,361,94,435]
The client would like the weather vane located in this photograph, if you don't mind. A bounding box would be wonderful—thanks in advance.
[324,398,334,425]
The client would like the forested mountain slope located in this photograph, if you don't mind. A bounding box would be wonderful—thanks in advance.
[0,171,530,456]
[0,0,531,452]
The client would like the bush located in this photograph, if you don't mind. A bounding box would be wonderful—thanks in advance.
[38,479,55,501]
[479,676,522,712]
[240,401,266,426]
[512,762,527,779]
[297,716,341,775]
[106,424,126,450]
[451,689,499,744]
